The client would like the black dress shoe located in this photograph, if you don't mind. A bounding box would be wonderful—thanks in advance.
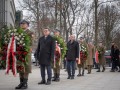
[87,72,91,74]
[71,76,74,79]
[77,74,81,77]
[46,80,51,85]
[38,80,46,84]
[96,70,100,72]
[110,70,115,72]
[67,76,71,79]
[52,78,56,81]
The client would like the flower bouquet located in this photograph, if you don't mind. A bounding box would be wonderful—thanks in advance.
[80,44,88,62]
[0,27,31,76]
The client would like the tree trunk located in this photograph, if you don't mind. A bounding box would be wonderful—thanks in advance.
[36,1,41,37]
[94,0,98,47]
[55,0,58,28]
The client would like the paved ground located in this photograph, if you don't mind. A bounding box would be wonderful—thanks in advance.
[0,65,120,90]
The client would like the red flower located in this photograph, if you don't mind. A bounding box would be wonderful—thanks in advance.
[18,56,22,60]
[22,59,25,62]
[23,52,28,55]
[13,52,16,55]
[17,65,24,72]
[17,51,22,55]
[17,47,21,51]
[3,46,7,51]
[2,57,6,60]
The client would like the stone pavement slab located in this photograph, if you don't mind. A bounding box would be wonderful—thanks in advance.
[0,66,120,90]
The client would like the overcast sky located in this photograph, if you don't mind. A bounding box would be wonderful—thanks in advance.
[14,0,118,14]
[14,0,28,17]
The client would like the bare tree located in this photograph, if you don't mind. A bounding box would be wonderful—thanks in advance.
[98,5,120,49]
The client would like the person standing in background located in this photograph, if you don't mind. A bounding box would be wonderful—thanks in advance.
[96,42,106,72]
[111,45,120,72]
[77,37,88,76]
[110,42,116,72]
[86,41,94,74]
[52,29,66,82]
[66,35,79,79]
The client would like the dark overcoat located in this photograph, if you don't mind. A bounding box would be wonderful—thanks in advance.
[66,40,79,61]
[114,49,119,61]
[36,35,55,65]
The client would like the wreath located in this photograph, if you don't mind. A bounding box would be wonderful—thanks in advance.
[54,36,67,59]
[97,46,104,59]
[80,43,88,61]
[0,27,31,76]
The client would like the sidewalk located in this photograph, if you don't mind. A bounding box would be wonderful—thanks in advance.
[0,66,120,90]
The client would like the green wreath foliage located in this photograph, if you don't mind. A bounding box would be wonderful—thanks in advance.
[0,27,31,72]
[54,36,67,59]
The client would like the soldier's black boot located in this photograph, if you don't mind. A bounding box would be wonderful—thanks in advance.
[87,66,90,74]
[82,70,84,76]
[87,66,92,74]
[56,73,60,82]
[15,78,23,89]
[102,66,105,72]
[21,78,28,89]
[77,68,81,77]
[96,69,100,72]
[52,73,57,81]
[97,65,100,72]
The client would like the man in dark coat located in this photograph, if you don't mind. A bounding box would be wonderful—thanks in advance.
[110,44,120,72]
[110,42,116,72]
[66,35,79,79]
[36,28,55,85]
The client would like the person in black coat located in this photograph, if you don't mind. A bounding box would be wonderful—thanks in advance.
[66,35,79,79]
[36,28,55,85]
[110,42,115,72]
[113,45,120,72]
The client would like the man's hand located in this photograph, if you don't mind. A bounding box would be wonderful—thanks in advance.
[65,58,67,60]
[30,48,32,52]
[76,58,79,61]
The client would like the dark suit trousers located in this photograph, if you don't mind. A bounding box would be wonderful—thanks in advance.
[40,64,52,81]
[67,60,76,77]
[111,59,120,70]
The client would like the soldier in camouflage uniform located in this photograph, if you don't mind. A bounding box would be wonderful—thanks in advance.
[77,37,88,76]
[15,20,34,89]
[52,29,66,82]
[96,42,106,72]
